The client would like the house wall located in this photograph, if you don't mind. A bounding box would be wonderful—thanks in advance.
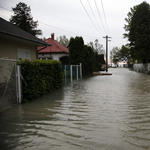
[52,53,69,61]
[38,53,69,61]
[0,37,37,60]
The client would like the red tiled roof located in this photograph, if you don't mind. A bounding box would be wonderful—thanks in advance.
[37,38,69,53]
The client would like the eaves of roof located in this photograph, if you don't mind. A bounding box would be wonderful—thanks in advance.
[0,30,49,46]
[0,17,49,46]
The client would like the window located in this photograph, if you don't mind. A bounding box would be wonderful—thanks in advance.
[18,49,30,59]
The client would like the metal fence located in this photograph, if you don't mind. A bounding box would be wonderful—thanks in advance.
[62,63,82,84]
[0,60,82,111]
[0,58,17,112]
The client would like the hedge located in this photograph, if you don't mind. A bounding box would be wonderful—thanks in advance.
[17,59,63,102]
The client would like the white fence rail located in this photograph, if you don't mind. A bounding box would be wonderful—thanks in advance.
[16,66,22,104]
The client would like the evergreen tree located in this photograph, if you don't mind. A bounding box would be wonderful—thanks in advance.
[69,36,105,76]
[69,36,84,65]
[124,1,150,63]
[10,2,42,37]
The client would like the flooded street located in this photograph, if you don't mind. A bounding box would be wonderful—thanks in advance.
[0,68,150,150]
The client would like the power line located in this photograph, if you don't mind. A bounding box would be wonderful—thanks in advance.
[0,5,103,40]
[39,21,102,38]
[87,0,104,35]
[79,0,102,36]
[101,0,110,35]
[94,0,107,35]
[0,6,13,12]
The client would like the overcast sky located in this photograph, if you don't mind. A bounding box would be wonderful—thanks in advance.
[0,0,147,54]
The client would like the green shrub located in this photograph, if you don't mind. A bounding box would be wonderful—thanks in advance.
[17,59,63,102]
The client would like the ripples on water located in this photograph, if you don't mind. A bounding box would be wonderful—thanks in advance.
[0,68,150,150]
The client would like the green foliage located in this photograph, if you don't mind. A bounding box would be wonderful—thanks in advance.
[110,47,120,65]
[17,59,63,102]
[118,45,131,64]
[69,36,105,76]
[10,2,42,36]
[110,45,132,66]
[83,45,94,75]
[69,36,84,65]
[124,1,150,63]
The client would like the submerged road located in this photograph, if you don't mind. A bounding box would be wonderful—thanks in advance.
[0,68,150,150]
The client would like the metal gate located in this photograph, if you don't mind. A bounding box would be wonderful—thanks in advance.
[62,63,82,84]
[0,58,18,112]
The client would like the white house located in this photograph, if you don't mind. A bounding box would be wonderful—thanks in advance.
[37,33,69,64]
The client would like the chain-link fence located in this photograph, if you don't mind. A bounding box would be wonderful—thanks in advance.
[0,59,17,112]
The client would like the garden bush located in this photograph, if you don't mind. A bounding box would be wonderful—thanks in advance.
[17,59,63,102]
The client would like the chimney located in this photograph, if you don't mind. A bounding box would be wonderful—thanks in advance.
[51,33,54,40]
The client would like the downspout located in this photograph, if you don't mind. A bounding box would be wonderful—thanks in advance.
[37,44,52,59]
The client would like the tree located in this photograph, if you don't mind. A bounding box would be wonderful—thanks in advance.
[118,45,131,65]
[87,39,104,54]
[110,47,120,65]
[124,1,150,63]
[69,36,84,65]
[83,45,94,75]
[10,2,42,37]
[94,39,104,54]
[56,35,69,47]
[110,45,132,67]
[69,36,105,76]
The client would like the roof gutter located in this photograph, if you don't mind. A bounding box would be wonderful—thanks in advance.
[37,44,52,59]
[37,44,52,52]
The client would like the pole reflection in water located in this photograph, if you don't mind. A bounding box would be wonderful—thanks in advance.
[0,68,150,150]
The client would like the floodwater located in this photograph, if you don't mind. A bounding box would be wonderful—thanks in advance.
[0,68,150,150]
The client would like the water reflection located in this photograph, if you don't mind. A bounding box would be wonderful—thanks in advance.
[0,68,150,150]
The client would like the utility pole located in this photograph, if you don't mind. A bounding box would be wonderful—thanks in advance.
[103,35,111,72]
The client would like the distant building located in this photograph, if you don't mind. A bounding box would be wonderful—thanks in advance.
[0,17,48,60]
[37,33,69,64]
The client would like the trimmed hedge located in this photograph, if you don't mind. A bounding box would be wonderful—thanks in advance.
[17,59,63,102]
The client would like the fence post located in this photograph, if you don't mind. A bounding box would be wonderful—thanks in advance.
[70,65,72,82]
[17,65,21,104]
[64,65,66,84]
[80,63,82,79]
[77,66,78,80]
